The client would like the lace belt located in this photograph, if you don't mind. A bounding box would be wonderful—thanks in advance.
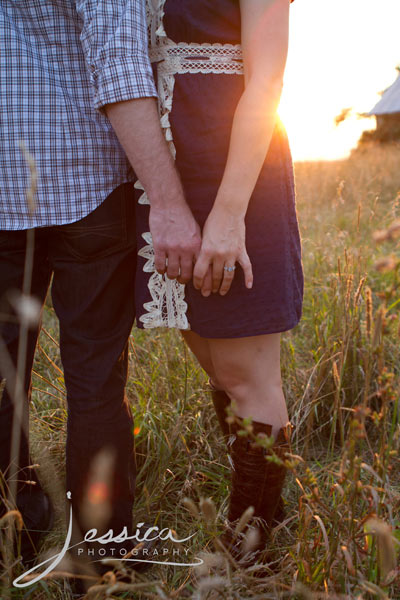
[149,41,244,75]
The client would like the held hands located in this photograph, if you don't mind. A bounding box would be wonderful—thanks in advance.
[193,205,253,296]
[150,201,253,296]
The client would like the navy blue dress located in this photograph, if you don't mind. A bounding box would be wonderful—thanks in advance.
[135,0,304,338]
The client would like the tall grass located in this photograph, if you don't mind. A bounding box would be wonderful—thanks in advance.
[1,142,399,599]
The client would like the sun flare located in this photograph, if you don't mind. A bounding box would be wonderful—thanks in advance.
[281,0,400,161]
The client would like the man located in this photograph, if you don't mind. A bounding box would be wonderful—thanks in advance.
[0,0,201,576]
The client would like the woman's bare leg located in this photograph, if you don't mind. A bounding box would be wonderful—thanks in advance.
[180,330,288,438]
[180,330,220,387]
[208,333,288,437]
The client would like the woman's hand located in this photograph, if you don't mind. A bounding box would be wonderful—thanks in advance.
[193,204,253,296]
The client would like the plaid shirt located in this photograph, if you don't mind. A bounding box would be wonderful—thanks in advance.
[0,0,157,230]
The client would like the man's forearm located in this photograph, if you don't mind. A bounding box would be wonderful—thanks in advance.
[105,97,186,207]
[105,96,201,284]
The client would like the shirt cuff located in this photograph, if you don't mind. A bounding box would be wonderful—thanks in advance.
[92,53,158,110]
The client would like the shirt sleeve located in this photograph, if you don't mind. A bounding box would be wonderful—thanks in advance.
[74,0,158,110]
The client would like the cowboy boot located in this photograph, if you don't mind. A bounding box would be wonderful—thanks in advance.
[209,384,286,524]
[209,386,231,441]
[218,416,293,567]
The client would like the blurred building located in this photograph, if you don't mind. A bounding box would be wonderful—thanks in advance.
[368,70,400,141]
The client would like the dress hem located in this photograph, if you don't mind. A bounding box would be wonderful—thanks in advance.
[134,314,302,338]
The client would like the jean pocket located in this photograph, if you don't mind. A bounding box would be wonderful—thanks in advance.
[58,184,135,262]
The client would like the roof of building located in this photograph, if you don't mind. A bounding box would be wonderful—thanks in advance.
[369,73,400,116]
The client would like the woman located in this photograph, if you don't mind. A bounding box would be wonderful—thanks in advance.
[134,0,303,563]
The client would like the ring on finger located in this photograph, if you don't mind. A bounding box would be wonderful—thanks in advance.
[156,257,168,274]
[223,265,236,273]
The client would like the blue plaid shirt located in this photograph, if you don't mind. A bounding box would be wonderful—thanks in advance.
[0,1,157,230]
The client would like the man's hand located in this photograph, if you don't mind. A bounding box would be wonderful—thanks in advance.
[149,202,201,284]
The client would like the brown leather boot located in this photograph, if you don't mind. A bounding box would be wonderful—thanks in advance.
[209,384,287,525]
[209,386,231,440]
[227,420,292,524]
[218,416,293,567]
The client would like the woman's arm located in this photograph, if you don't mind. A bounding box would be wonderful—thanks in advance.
[193,0,291,296]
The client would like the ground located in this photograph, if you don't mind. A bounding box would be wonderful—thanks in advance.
[1,142,400,599]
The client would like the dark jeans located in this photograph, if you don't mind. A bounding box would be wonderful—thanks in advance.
[0,183,138,550]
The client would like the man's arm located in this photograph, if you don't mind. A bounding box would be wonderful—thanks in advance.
[74,0,201,282]
[105,98,201,283]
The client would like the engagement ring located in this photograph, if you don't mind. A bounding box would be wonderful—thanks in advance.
[224,265,236,272]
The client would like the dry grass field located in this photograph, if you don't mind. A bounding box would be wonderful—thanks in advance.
[1,142,400,599]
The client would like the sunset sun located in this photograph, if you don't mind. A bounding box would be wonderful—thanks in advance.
[281,0,400,161]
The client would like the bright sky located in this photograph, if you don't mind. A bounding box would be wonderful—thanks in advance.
[279,0,400,161]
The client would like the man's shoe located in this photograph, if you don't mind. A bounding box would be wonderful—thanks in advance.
[13,490,54,567]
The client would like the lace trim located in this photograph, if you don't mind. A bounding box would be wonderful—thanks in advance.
[137,1,243,329]
[149,41,243,75]
[137,231,189,328]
